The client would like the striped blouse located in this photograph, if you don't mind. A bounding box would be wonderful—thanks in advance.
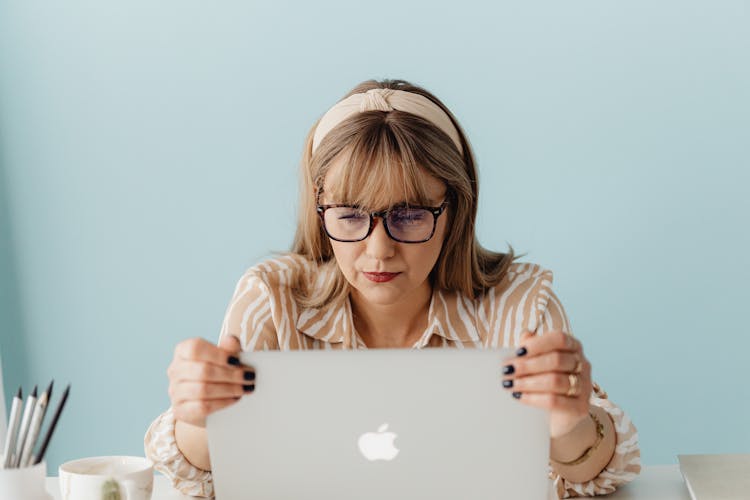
[144,253,641,498]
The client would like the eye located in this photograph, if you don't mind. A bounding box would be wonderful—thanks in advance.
[337,209,368,222]
[390,208,428,224]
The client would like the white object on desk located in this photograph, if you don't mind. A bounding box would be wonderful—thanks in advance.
[58,455,154,500]
[48,475,191,499]
[45,465,692,500]
[604,465,692,500]
[678,454,750,500]
[0,458,52,500]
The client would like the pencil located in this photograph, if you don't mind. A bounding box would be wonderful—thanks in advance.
[31,384,70,466]
[12,385,37,468]
[20,380,53,467]
[1,387,23,469]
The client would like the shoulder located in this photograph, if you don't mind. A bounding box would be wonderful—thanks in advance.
[220,255,318,351]
[506,261,553,280]
[232,253,335,305]
[477,260,556,316]
[240,253,318,287]
[486,261,555,300]
[245,252,314,276]
[221,254,319,339]
[472,261,558,342]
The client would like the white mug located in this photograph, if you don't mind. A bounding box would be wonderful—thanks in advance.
[0,455,54,500]
[58,456,154,500]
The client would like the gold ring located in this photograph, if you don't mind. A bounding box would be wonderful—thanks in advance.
[566,373,580,397]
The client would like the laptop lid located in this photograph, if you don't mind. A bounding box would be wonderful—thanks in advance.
[207,348,551,500]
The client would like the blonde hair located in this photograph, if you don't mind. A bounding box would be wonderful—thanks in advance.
[288,78,525,309]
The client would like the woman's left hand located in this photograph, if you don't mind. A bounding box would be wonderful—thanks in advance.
[502,330,592,438]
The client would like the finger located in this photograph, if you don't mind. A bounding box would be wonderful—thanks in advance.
[504,350,582,377]
[512,330,536,357]
[175,337,240,366]
[170,381,252,404]
[507,392,586,413]
[169,360,255,385]
[218,333,241,353]
[508,373,592,399]
[504,372,578,396]
[514,330,581,358]
[174,398,241,427]
[520,330,535,342]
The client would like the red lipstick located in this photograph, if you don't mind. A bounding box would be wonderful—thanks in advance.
[363,272,400,283]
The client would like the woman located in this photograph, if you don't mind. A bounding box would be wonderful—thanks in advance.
[145,79,641,498]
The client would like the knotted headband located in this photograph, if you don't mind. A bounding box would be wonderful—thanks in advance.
[311,88,463,157]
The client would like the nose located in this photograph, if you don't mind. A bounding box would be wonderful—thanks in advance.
[364,217,395,260]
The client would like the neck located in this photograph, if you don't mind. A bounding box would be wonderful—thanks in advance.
[350,280,433,348]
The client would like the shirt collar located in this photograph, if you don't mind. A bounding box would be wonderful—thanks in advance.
[296,281,481,346]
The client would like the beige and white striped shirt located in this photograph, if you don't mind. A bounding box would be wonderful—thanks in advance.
[144,253,640,498]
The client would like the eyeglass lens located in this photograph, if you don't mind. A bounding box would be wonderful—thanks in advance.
[323,206,434,242]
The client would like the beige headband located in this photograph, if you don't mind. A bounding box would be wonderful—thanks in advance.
[311,88,463,156]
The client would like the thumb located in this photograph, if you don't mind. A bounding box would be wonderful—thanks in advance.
[218,333,241,354]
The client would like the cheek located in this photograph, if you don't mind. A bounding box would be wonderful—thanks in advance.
[329,240,359,269]
[405,225,447,276]
[429,212,449,255]
[420,240,444,270]
[427,216,450,264]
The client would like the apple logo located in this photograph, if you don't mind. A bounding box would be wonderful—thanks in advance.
[358,423,400,461]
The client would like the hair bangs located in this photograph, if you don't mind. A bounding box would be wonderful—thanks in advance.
[323,122,436,210]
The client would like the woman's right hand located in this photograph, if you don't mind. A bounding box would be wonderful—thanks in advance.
[167,334,255,428]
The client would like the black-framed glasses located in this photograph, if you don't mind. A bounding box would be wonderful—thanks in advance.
[316,198,449,244]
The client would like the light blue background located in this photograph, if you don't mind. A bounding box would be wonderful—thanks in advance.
[1,0,748,475]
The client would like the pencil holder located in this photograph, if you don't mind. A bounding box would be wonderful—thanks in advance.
[0,455,54,500]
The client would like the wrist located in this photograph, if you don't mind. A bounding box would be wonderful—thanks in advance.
[549,406,617,484]
[549,411,597,463]
[175,420,212,471]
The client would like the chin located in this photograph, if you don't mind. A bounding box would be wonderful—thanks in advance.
[363,294,403,306]
[354,284,406,306]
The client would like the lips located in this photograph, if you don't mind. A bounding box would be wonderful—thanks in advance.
[362,272,401,283]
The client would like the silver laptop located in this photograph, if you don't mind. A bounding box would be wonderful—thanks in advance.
[207,348,550,499]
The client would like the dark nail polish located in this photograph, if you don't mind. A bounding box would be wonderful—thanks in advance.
[228,356,240,366]
[502,364,515,375]
[515,347,527,357]
[512,392,522,399]
[502,379,513,388]
[244,371,255,381]
[243,384,254,392]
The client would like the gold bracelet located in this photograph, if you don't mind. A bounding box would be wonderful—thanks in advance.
[551,412,605,467]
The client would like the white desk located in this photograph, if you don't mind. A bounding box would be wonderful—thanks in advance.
[46,465,690,499]
[602,465,690,499]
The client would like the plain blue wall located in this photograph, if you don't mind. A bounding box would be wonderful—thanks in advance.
[1,1,748,475]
